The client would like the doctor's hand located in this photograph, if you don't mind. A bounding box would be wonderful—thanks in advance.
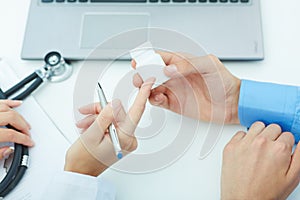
[75,102,101,132]
[0,100,33,160]
[132,52,241,124]
[221,122,300,200]
[65,78,155,177]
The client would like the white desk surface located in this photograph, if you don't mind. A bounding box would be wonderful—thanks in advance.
[1,1,300,199]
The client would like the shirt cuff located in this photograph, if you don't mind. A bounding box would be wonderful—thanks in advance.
[44,170,116,200]
[238,79,300,142]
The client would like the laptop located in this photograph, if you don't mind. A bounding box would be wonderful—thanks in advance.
[21,0,264,60]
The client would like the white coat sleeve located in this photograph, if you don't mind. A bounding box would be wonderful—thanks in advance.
[42,171,116,200]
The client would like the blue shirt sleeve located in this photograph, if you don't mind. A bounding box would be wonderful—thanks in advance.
[238,79,300,142]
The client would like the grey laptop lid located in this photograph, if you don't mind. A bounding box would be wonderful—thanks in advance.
[22,0,264,60]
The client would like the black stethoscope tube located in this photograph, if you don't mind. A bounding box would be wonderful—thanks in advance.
[13,77,43,101]
[0,144,26,197]
[4,72,43,100]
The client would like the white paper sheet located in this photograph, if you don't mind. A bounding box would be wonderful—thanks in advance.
[130,42,170,86]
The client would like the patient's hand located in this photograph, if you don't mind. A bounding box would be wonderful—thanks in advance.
[221,122,300,200]
[132,52,241,124]
[65,78,155,176]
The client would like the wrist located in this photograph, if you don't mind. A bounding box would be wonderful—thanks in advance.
[64,139,107,177]
[231,78,241,124]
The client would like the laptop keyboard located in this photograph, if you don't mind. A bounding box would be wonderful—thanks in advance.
[41,0,250,4]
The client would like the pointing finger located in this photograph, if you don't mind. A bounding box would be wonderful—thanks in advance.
[126,77,155,131]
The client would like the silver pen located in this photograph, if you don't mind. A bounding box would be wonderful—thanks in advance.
[97,83,123,159]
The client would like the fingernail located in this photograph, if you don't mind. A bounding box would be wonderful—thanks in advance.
[29,140,35,146]
[27,130,31,136]
[78,107,83,112]
[154,94,164,103]
[3,147,14,159]
[165,65,177,73]
[131,59,136,68]
[145,77,156,83]
[14,100,23,104]
[154,94,161,102]
[76,119,84,127]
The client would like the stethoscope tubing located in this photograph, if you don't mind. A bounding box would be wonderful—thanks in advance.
[0,144,27,197]
[4,72,43,100]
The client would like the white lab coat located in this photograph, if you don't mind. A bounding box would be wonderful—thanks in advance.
[43,171,116,199]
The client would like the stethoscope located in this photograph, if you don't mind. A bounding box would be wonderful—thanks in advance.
[0,52,72,198]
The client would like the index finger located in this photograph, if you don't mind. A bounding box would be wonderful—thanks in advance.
[127,77,155,126]
[131,52,188,68]
[162,53,222,76]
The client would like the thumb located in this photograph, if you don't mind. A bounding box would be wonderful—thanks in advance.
[149,92,169,109]
[94,103,114,136]
[0,147,13,160]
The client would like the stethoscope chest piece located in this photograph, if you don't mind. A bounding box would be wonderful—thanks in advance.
[36,51,73,83]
